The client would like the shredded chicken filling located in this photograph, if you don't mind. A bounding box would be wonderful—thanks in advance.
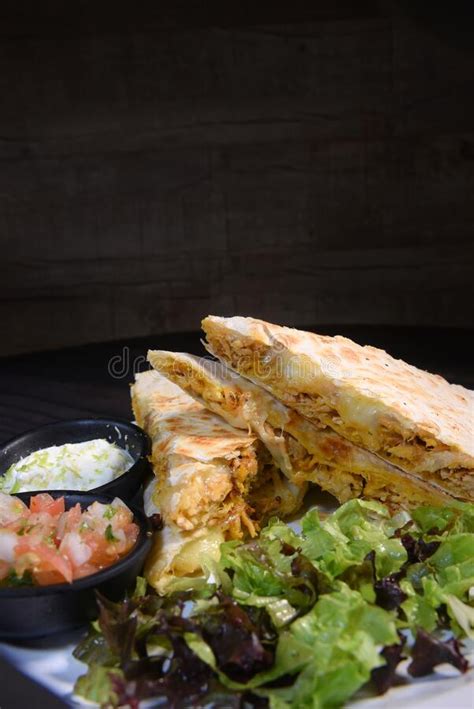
[208,334,472,501]
[168,363,241,414]
[154,438,306,542]
[171,447,260,539]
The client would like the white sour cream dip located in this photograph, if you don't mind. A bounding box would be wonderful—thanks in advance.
[0,439,134,493]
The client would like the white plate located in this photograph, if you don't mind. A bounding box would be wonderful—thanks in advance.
[1,490,472,707]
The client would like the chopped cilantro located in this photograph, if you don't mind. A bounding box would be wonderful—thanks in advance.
[17,522,35,536]
[103,505,117,520]
[45,530,57,547]
[105,524,118,543]
[1,569,35,588]
[16,520,28,536]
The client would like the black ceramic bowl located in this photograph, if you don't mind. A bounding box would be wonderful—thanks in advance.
[0,491,152,640]
[0,418,151,501]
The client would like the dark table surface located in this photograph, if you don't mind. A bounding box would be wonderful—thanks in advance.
[0,654,68,708]
[0,325,472,708]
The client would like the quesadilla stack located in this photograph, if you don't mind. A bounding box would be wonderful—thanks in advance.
[148,351,454,508]
[131,370,305,592]
[201,316,474,504]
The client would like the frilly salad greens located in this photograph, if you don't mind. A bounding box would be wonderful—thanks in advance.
[73,500,473,708]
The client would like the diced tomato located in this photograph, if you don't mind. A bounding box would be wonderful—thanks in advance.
[59,532,92,569]
[34,569,70,585]
[29,494,65,517]
[0,560,11,581]
[15,541,73,584]
[107,523,139,555]
[56,504,82,539]
[1,494,136,586]
[73,562,101,579]
[81,530,120,567]
[0,493,29,527]
[123,522,139,541]
[27,512,57,537]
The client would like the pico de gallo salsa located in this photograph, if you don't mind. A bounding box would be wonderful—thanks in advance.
[0,492,139,586]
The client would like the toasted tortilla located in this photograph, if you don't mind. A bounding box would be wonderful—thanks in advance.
[148,350,455,509]
[202,316,474,502]
[132,370,305,591]
[143,476,224,594]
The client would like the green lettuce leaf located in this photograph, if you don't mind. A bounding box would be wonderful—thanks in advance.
[257,585,398,707]
[399,529,474,637]
[399,579,438,632]
[411,503,474,535]
[219,535,327,613]
[300,500,407,579]
[443,594,474,639]
[428,534,474,595]
[74,665,123,705]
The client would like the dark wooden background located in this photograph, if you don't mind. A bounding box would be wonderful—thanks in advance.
[1,1,473,356]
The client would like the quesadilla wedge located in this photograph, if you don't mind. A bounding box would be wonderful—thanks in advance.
[148,350,455,509]
[132,370,305,591]
[202,316,474,503]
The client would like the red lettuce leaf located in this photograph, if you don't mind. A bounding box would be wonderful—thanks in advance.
[374,575,408,611]
[201,594,277,683]
[370,639,406,694]
[408,630,469,677]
